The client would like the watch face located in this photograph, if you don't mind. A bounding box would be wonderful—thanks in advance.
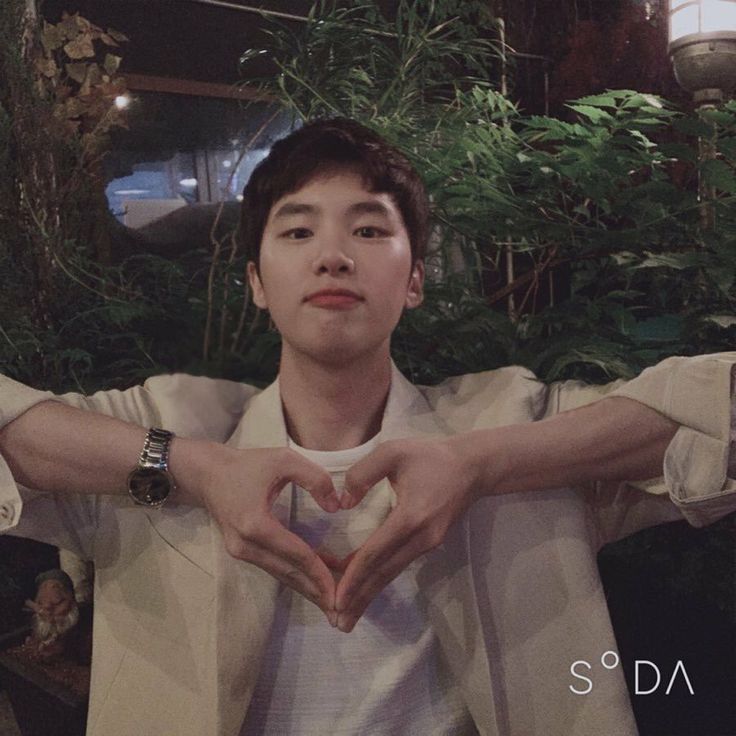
[128,467,172,506]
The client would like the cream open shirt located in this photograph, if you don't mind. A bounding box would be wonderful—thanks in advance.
[1,353,735,736]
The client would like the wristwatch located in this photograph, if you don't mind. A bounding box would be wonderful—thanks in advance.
[127,428,177,508]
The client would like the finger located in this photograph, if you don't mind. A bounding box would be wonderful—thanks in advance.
[249,516,337,614]
[281,450,341,513]
[342,441,401,510]
[246,541,337,625]
[315,549,345,573]
[337,530,432,633]
[317,548,357,574]
[334,508,414,612]
[225,513,337,613]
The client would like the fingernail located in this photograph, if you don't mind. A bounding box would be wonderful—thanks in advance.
[326,496,340,513]
[327,610,337,628]
[337,613,352,632]
[340,493,354,510]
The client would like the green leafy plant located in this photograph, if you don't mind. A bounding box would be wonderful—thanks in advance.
[3,0,735,392]
[242,1,735,387]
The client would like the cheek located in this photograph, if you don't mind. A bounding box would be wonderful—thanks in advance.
[56,600,73,616]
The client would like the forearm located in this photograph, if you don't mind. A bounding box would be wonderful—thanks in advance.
[0,400,211,505]
[461,396,679,496]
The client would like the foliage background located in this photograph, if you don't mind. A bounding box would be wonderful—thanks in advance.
[3,0,735,392]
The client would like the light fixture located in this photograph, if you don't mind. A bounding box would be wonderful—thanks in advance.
[114,94,131,110]
[668,0,736,102]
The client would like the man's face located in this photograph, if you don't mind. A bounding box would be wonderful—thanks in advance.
[247,170,424,365]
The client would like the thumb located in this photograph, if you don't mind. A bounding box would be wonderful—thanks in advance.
[342,441,399,510]
[284,450,341,513]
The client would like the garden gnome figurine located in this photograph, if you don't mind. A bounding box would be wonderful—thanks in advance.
[24,569,91,663]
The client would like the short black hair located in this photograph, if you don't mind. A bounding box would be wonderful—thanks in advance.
[240,117,430,270]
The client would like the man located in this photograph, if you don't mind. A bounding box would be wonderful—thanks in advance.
[0,117,734,735]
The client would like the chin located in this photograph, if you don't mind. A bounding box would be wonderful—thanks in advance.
[32,604,80,643]
[293,334,389,367]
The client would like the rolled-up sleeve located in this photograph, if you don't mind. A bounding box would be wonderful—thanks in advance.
[0,371,252,551]
[0,376,57,535]
[544,352,736,535]
[603,353,736,527]
[0,373,161,550]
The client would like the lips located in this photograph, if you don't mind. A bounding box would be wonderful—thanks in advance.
[304,288,364,309]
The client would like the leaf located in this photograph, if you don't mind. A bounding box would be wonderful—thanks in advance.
[702,159,736,194]
[100,33,119,48]
[704,315,736,329]
[699,109,735,126]
[35,57,58,78]
[610,251,640,266]
[64,35,95,60]
[630,315,683,342]
[673,116,715,138]
[572,93,618,109]
[637,251,704,269]
[58,13,81,40]
[106,28,129,43]
[719,138,736,161]
[658,142,697,163]
[65,63,88,84]
[62,96,86,119]
[103,54,122,76]
[567,104,614,125]
[705,263,736,295]
[74,14,92,31]
[41,23,65,53]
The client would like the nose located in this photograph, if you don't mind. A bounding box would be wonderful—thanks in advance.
[312,231,355,276]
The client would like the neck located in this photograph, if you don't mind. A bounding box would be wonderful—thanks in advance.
[278,344,392,451]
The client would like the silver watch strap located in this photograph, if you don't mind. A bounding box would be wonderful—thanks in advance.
[139,428,175,471]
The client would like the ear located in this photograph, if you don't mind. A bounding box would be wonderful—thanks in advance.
[404,260,424,309]
[247,261,267,309]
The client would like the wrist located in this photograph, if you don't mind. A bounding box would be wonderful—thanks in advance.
[448,428,511,499]
[168,437,223,507]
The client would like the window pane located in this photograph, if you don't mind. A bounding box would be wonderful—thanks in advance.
[671,5,700,40]
[701,0,736,31]
[671,0,694,9]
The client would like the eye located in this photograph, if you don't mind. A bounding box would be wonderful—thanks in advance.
[355,226,388,238]
[282,227,312,239]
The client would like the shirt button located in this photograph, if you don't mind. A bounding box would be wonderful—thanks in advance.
[0,502,15,525]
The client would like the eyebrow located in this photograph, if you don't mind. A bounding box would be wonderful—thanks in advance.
[271,200,395,221]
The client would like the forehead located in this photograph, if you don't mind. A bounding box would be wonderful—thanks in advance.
[266,171,402,223]
[38,580,70,598]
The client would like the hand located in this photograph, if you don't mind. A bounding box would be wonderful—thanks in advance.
[191,443,342,625]
[333,435,486,633]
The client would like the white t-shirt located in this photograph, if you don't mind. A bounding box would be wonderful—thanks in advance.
[240,435,478,735]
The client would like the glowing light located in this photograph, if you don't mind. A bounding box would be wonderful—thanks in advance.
[114,95,131,110]
[670,0,736,41]
[671,4,699,40]
[179,178,198,187]
[701,0,736,31]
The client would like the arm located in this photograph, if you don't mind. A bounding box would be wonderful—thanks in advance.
[461,395,679,496]
[0,379,342,623]
[0,399,208,505]
[332,353,736,631]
